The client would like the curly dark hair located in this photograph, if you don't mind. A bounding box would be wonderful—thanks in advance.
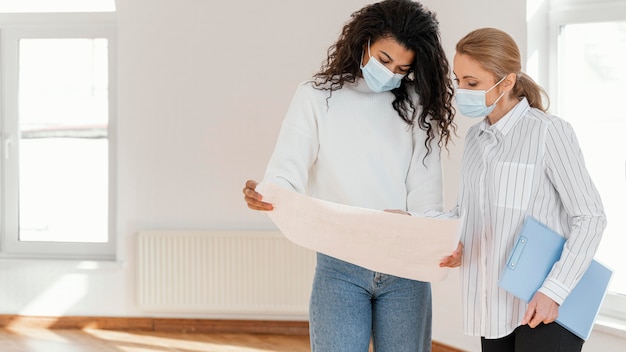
[313,0,456,155]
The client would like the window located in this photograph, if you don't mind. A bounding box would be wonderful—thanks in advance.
[0,0,115,13]
[547,0,626,320]
[0,12,116,259]
[557,21,626,293]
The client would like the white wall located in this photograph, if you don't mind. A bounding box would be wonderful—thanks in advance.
[0,1,623,351]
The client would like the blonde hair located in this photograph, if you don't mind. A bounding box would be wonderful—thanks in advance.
[456,28,549,112]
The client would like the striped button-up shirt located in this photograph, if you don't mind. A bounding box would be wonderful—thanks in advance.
[457,98,606,338]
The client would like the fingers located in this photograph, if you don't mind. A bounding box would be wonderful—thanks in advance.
[522,293,559,328]
[525,309,552,328]
[242,180,273,211]
[384,209,410,215]
[521,301,537,327]
[439,256,461,267]
[440,241,464,267]
[439,256,459,267]
[243,180,254,189]
[454,242,464,257]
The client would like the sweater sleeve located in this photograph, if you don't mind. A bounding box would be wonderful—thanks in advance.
[261,82,320,194]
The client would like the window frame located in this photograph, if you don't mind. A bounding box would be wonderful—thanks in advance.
[546,0,626,323]
[0,12,117,260]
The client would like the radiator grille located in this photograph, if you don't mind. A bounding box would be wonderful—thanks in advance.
[137,230,316,317]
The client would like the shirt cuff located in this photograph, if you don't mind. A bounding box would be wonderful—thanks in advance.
[538,277,570,305]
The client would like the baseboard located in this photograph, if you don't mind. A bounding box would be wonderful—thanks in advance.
[0,315,309,335]
[433,340,466,352]
[0,315,464,351]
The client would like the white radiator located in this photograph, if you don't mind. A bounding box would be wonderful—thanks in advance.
[137,230,316,318]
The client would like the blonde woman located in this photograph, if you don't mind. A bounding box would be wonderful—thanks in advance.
[453,28,606,352]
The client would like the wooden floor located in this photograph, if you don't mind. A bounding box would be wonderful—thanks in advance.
[0,328,311,352]
[0,317,462,352]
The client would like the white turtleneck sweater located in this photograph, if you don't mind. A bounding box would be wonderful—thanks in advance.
[262,78,443,213]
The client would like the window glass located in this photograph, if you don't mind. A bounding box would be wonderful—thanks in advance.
[18,38,109,243]
[0,0,115,13]
[558,21,626,294]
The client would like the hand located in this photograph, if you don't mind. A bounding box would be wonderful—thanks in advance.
[439,241,463,268]
[242,180,273,211]
[521,292,559,328]
[384,209,410,215]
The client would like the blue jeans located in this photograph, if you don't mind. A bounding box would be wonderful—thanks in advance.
[309,253,432,352]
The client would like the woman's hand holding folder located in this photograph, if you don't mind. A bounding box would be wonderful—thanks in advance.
[521,292,559,328]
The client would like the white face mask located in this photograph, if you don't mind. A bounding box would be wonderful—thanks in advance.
[360,40,406,93]
[455,76,507,118]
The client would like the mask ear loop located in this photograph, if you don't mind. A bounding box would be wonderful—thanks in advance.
[491,90,507,106]
[360,39,371,67]
[485,75,507,93]
[486,75,509,106]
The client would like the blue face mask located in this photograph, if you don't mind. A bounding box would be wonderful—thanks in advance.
[455,76,507,118]
[360,40,406,93]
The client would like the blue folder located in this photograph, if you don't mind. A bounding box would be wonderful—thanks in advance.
[499,216,613,340]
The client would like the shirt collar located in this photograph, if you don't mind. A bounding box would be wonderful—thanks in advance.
[478,97,530,135]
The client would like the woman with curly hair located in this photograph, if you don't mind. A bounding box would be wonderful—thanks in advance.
[243,1,456,350]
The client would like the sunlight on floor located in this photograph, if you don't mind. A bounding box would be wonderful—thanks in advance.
[0,327,310,352]
[86,329,263,352]
[6,327,69,343]
[83,329,308,352]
